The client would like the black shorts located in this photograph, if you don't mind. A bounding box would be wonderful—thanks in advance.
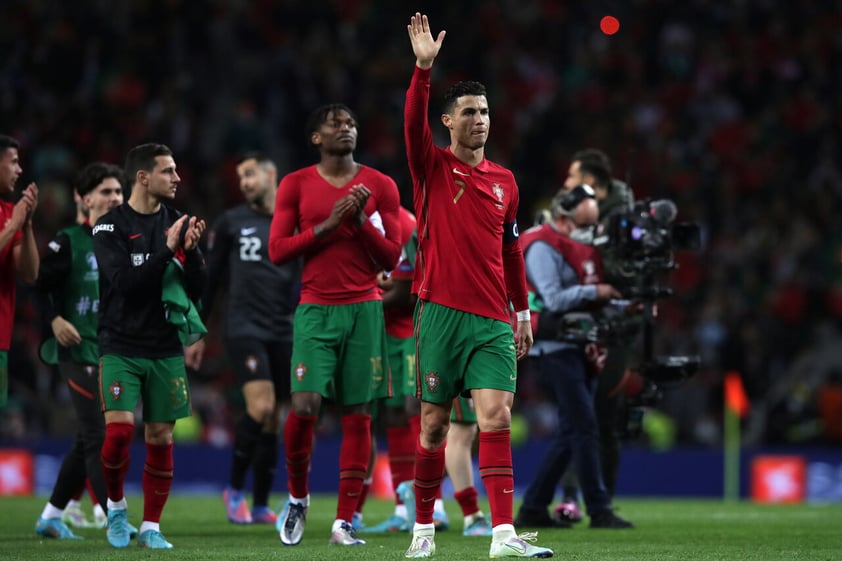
[225,338,292,401]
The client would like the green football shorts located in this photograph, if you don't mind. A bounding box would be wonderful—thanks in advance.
[100,354,191,422]
[451,396,477,423]
[414,300,517,404]
[382,334,416,408]
[291,301,391,406]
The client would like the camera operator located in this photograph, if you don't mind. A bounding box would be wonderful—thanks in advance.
[514,185,634,530]
[553,149,636,521]
[565,148,633,224]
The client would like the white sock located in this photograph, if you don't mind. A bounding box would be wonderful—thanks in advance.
[464,509,485,527]
[492,523,515,541]
[66,499,82,510]
[395,504,407,518]
[41,503,63,519]
[331,519,350,532]
[93,503,106,519]
[413,522,435,535]
[107,498,128,511]
[139,521,159,534]
[289,494,309,507]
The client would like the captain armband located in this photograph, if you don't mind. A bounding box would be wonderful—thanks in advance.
[503,220,519,244]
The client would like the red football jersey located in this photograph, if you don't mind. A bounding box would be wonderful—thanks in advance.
[404,66,528,322]
[0,200,22,349]
[384,206,417,339]
[269,164,401,305]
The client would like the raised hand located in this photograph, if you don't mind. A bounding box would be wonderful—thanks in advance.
[407,12,446,69]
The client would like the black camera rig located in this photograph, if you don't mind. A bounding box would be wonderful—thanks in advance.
[599,199,702,437]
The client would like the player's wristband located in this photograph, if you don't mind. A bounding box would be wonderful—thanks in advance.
[516,310,530,322]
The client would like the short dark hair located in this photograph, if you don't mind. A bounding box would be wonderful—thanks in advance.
[237,151,275,169]
[305,103,357,147]
[572,148,612,189]
[0,135,20,153]
[442,81,487,114]
[75,162,125,197]
[124,143,173,185]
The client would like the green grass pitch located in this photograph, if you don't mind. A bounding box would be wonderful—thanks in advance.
[5,495,841,560]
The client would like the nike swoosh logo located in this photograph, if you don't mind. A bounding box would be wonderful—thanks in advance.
[509,375,517,381]
[129,233,142,240]
[241,227,257,235]
[503,542,526,554]
[503,489,514,494]
[421,497,435,503]
[452,168,470,176]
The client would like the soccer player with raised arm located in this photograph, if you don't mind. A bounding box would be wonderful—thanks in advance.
[403,13,552,559]
[269,103,401,546]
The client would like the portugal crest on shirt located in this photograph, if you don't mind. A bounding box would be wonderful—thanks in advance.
[425,371,440,393]
[492,183,504,202]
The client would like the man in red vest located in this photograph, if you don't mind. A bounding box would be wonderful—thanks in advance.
[515,184,634,530]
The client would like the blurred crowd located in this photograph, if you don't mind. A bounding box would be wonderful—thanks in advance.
[2,0,841,448]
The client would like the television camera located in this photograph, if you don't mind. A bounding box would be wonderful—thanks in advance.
[597,198,702,437]
[541,198,703,438]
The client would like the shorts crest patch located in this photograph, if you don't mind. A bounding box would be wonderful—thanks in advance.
[424,371,440,393]
[295,362,307,382]
[109,381,124,400]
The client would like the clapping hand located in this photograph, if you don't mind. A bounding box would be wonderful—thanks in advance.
[167,214,206,252]
[9,182,38,230]
[183,216,206,251]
